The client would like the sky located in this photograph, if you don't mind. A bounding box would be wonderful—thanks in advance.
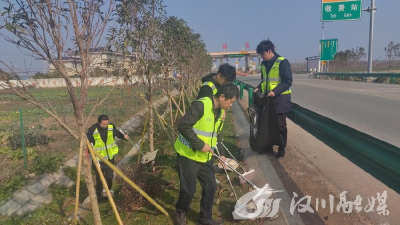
[1,0,399,73]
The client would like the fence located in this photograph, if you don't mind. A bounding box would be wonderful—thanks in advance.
[0,84,162,181]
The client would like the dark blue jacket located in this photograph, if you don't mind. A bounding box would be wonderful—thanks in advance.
[256,54,292,114]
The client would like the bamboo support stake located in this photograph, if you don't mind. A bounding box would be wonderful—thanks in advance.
[181,84,186,114]
[74,133,84,221]
[169,91,173,127]
[190,80,195,97]
[153,107,175,145]
[183,88,192,103]
[158,113,178,137]
[193,81,199,94]
[138,112,149,164]
[140,96,178,136]
[138,94,176,145]
[86,140,169,217]
[174,89,183,121]
[188,83,194,98]
[87,143,123,225]
[162,89,184,116]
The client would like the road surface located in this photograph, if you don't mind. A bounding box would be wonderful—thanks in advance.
[237,74,400,147]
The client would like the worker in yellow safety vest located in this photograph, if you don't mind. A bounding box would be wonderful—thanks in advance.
[87,115,129,198]
[254,40,293,159]
[196,63,236,164]
[174,83,239,225]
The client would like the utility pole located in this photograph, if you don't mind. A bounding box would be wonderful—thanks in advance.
[321,22,325,72]
[363,0,377,73]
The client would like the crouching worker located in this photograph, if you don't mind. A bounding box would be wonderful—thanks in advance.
[174,83,239,225]
[87,115,129,199]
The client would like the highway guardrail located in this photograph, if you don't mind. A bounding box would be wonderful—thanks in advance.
[315,72,400,83]
[234,79,400,193]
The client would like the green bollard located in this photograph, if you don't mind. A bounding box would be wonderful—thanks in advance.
[390,77,394,84]
[248,88,253,107]
[239,83,244,100]
[19,109,27,170]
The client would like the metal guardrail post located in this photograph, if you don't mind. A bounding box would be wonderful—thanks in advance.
[239,83,244,100]
[248,88,253,107]
[19,108,27,170]
[315,73,400,83]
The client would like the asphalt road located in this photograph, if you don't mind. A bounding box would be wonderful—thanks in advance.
[237,74,400,148]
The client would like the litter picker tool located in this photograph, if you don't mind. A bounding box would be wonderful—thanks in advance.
[214,146,238,201]
[213,153,261,190]
[128,139,158,164]
[220,140,256,184]
[214,153,276,217]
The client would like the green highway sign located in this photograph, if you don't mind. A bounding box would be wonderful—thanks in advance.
[320,39,338,61]
[321,0,362,21]
[228,54,246,58]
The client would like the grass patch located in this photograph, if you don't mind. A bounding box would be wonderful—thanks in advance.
[29,153,65,175]
[1,175,89,224]
[84,109,257,224]
[63,166,78,182]
[0,173,27,202]
[1,184,77,224]
[0,92,253,224]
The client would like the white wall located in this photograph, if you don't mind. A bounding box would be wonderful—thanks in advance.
[0,76,146,90]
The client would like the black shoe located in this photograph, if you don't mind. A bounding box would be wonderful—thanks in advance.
[265,146,274,152]
[261,146,273,154]
[175,211,187,225]
[198,219,222,225]
[276,147,285,159]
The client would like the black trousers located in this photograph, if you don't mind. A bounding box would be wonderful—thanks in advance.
[176,154,217,221]
[92,158,114,195]
[277,113,288,148]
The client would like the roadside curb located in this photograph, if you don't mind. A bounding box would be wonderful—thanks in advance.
[231,101,304,225]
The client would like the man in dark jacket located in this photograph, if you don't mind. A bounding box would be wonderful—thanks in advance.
[196,63,236,100]
[174,83,239,225]
[254,40,293,159]
[87,115,128,198]
[196,63,236,161]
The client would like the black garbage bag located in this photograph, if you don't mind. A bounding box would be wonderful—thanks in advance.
[248,92,282,153]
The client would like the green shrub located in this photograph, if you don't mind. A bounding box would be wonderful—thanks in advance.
[30,153,64,175]
[0,146,10,154]
[7,132,50,150]
[63,166,77,182]
[0,174,27,201]
[6,147,37,160]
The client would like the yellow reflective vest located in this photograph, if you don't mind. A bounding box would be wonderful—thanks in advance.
[261,56,292,95]
[174,97,224,163]
[202,81,218,95]
[200,81,224,130]
[92,124,119,160]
